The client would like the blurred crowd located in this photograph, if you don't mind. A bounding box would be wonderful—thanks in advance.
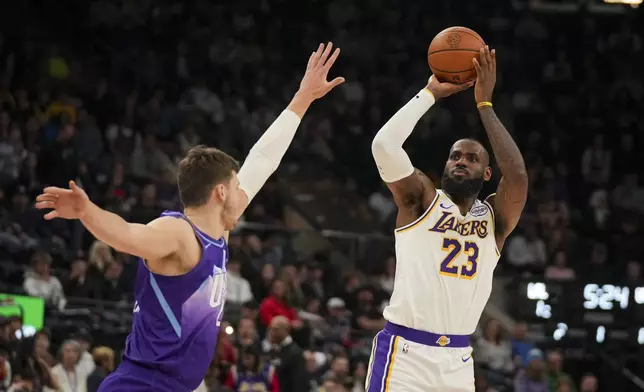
[1,0,643,391]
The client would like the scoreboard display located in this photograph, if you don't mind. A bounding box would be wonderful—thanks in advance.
[511,280,644,346]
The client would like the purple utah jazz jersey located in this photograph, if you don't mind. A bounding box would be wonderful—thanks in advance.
[98,211,228,392]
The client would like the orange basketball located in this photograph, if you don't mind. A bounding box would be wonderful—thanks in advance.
[428,27,486,84]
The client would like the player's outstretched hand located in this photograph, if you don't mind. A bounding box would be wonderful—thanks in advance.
[35,181,90,220]
[298,42,345,100]
[426,75,474,100]
[473,46,496,104]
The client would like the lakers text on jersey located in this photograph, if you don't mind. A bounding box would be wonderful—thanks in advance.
[384,189,500,335]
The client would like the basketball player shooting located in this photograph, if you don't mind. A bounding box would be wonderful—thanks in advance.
[35,42,344,392]
[368,46,528,391]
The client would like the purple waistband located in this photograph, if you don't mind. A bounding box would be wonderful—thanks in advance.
[385,322,471,348]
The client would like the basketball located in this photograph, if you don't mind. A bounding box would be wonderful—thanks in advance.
[428,27,486,84]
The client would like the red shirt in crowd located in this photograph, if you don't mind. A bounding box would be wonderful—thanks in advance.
[259,295,299,326]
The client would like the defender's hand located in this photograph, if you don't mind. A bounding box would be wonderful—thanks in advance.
[473,46,497,103]
[426,75,474,100]
[297,42,345,101]
[36,181,90,220]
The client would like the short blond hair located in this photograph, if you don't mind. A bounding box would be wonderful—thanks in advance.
[92,346,115,365]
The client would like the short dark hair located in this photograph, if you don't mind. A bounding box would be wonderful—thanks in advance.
[177,145,239,208]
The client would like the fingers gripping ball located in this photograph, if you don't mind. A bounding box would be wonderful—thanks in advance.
[428,27,486,84]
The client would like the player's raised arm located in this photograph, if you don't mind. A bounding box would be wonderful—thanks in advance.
[36,181,184,261]
[234,42,345,220]
[473,46,528,247]
[371,77,472,220]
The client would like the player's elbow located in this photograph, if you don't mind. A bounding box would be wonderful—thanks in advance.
[371,136,399,170]
[371,134,389,158]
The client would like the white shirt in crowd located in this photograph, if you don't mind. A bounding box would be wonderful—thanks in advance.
[475,337,515,373]
[23,275,66,306]
[226,272,254,305]
[77,351,96,376]
[49,364,88,392]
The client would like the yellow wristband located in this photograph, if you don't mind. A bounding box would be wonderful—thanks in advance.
[477,101,493,109]
[423,87,435,100]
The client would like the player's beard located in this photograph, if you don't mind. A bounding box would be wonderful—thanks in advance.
[441,170,484,199]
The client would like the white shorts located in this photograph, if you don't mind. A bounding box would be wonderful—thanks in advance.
[366,322,474,392]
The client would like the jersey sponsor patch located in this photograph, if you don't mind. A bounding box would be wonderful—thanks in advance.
[469,204,488,217]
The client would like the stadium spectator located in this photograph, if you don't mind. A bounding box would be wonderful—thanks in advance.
[513,349,548,392]
[253,263,277,302]
[351,287,384,337]
[583,189,612,239]
[71,330,95,376]
[33,332,54,368]
[505,222,547,273]
[324,355,351,386]
[280,264,305,309]
[544,251,576,281]
[86,346,114,392]
[624,260,644,286]
[87,241,114,279]
[301,263,325,300]
[511,322,536,368]
[547,350,576,392]
[13,337,59,392]
[324,298,350,350]
[23,252,65,309]
[63,256,92,299]
[556,377,575,392]
[226,258,254,306]
[581,134,611,187]
[265,316,309,392]
[259,279,302,330]
[476,319,514,386]
[224,345,279,392]
[49,340,88,392]
[579,373,599,392]
[234,317,259,351]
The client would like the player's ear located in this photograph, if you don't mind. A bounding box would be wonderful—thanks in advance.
[484,167,492,181]
[214,183,227,202]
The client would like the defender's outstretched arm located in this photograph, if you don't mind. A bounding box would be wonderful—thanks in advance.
[36,181,186,261]
[234,43,345,223]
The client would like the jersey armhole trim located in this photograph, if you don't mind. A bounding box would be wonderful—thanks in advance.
[395,191,440,233]
[482,197,501,257]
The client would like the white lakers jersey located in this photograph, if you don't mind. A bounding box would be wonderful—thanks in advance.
[383,189,500,335]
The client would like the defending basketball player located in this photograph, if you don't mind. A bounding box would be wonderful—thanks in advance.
[368,46,528,392]
[35,42,344,392]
